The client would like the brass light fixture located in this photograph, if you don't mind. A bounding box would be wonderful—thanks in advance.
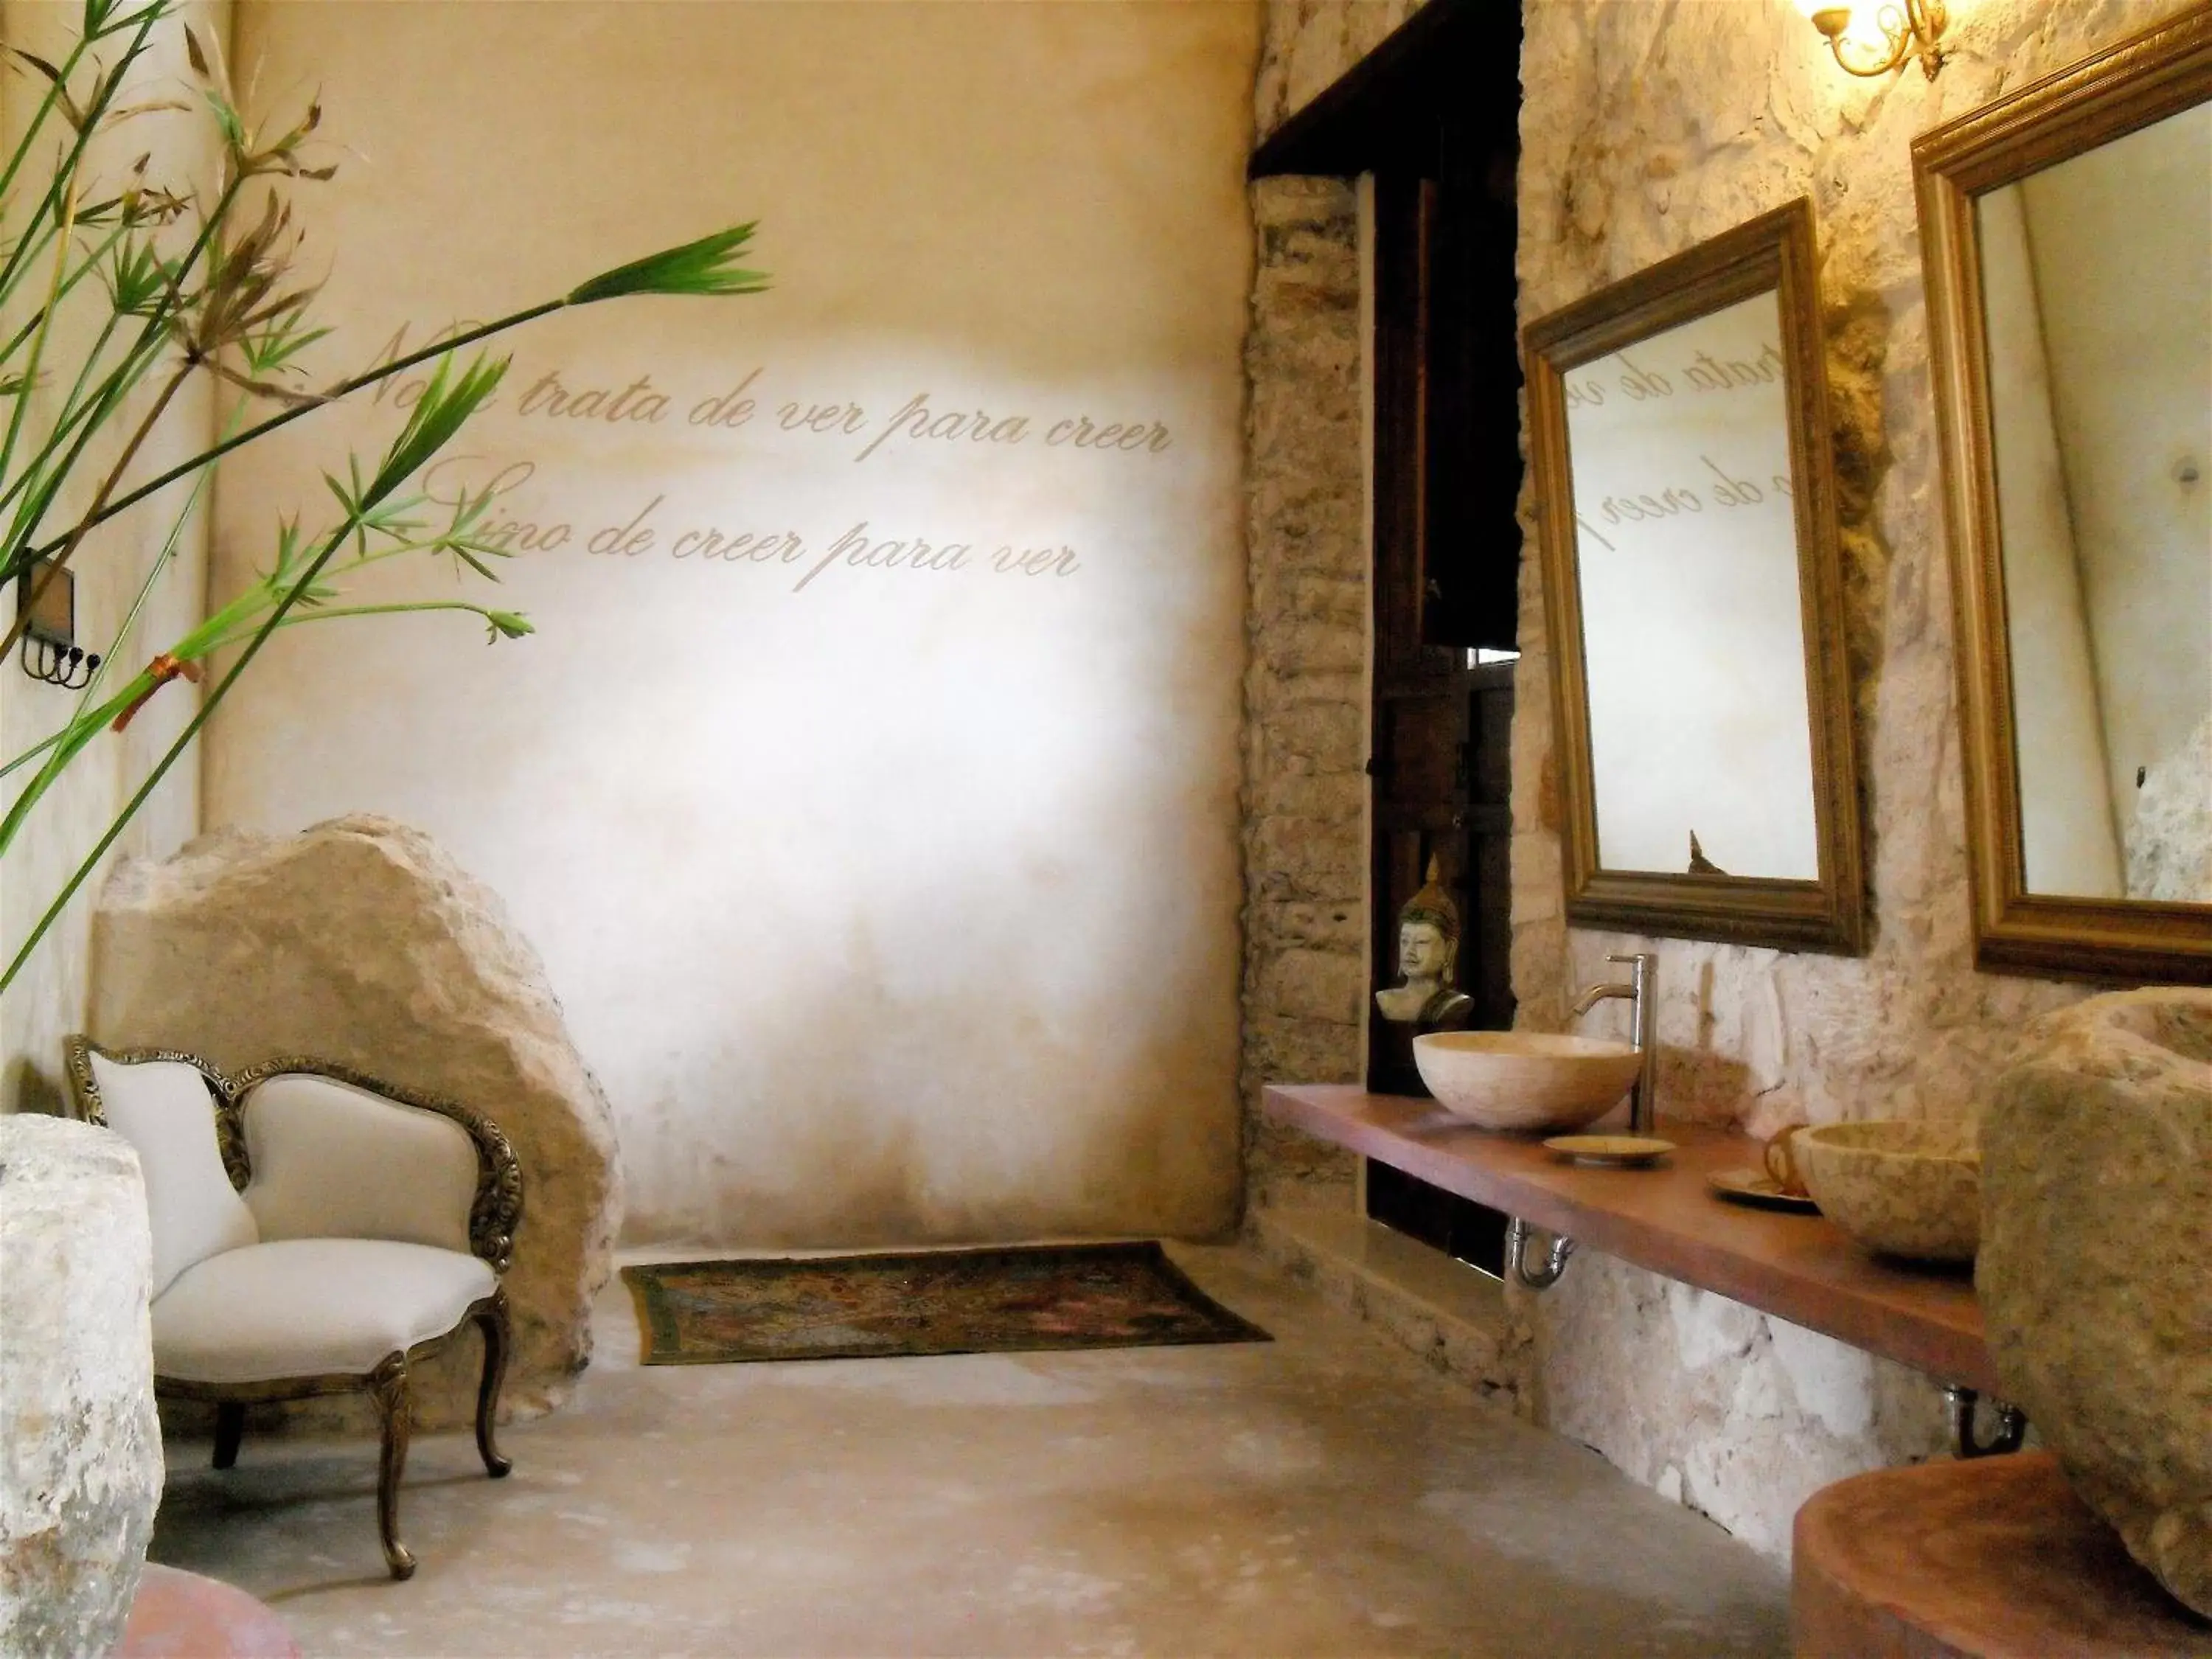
[1801,0,1948,80]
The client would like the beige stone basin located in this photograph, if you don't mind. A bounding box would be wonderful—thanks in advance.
[1795,1121,1981,1264]
[1412,1032,1641,1133]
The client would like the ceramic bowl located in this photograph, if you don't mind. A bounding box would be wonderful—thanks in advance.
[1412,1031,1641,1133]
[1794,1120,1981,1263]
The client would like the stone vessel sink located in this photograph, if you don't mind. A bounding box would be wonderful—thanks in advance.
[1795,1121,1980,1264]
[1412,1032,1641,1133]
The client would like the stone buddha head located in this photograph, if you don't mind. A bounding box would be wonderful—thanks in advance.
[1397,859,1461,990]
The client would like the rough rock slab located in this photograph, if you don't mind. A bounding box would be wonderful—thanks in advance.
[90,814,622,1430]
[1980,987,2212,1617]
[0,1113,163,1658]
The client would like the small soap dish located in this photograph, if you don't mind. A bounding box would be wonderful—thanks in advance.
[1708,1167,1820,1213]
[1543,1134,1674,1169]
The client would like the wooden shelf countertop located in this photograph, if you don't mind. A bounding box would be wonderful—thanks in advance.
[1263,1083,1998,1394]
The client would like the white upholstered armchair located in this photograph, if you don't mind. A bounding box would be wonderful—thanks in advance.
[64,1036,523,1579]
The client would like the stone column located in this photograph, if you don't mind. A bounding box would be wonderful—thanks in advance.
[0,1113,164,1658]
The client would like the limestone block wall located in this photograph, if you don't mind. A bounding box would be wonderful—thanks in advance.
[1240,0,1425,1210]
[1240,172,1368,1208]
[1245,0,2195,1562]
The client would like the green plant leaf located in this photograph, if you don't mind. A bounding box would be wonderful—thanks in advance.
[366,352,507,504]
[566,223,768,304]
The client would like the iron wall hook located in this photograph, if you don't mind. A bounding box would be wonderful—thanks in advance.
[20,634,99,690]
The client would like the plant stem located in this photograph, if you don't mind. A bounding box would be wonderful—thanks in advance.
[0,165,248,594]
[197,598,513,651]
[24,297,563,566]
[0,360,192,658]
[3,501,352,990]
[0,183,82,490]
[0,7,163,307]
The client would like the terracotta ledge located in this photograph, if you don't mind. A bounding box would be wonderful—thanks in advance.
[1262,1083,1997,1393]
[1793,1452,2212,1657]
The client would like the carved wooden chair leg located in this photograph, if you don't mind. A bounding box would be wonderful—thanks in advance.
[368,1354,417,1580]
[473,1291,512,1478]
[212,1402,246,1470]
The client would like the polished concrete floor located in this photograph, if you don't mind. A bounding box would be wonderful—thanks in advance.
[149,1245,1789,1657]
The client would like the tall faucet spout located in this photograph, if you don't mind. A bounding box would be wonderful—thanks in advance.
[1568,981,1632,1019]
[1568,953,1658,1134]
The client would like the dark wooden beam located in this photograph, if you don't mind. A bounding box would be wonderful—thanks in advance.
[1248,0,1514,180]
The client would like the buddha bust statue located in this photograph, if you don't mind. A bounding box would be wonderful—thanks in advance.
[1375,858,1475,1031]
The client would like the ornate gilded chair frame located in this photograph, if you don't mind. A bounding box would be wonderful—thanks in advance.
[65,1036,525,1579]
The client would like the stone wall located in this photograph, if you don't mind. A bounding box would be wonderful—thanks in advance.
[1510,0,2194,1558]
[1245,0,2196,1561]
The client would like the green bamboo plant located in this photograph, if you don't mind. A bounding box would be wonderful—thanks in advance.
[0,0,765,992]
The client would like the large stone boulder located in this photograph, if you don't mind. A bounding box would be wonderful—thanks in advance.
[1979,987,2212,1616]
[90,814,621,1430]
[1,1113,164,1657]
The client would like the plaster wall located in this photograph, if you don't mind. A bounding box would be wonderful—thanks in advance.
[1247,0,2199,1563]
[203,1,1259,1247]
[0,1,222,1113]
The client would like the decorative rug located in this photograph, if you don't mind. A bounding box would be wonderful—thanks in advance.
[622,1241,1270,1366]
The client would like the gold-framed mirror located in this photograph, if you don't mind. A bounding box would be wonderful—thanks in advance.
[1523,200,1866,954]
[1917,7,2211,984]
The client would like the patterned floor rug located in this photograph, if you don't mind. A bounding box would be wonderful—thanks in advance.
[622,1241,1271,1365]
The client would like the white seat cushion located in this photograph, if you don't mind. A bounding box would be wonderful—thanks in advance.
[89,1051,258,1298]
[150,1238,496,1385]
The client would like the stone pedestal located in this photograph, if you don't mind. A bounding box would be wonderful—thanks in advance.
[90,814,622,1430]
[1792,1453,2211,1657]
[0,1114,164,1658]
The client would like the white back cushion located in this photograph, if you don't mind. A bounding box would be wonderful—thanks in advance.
[88,1051,258,1298]
[239,1073,476,1253]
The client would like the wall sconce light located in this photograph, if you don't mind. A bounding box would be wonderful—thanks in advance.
[16,558,100,690]
[1800,0,1948,80]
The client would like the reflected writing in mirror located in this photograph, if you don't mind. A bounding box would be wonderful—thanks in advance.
[1918,5,2212,981]
[1525,198,1866,953]
[1564,288,1819,881]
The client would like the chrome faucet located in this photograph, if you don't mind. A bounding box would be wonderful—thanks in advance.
[1569,952,1658,1135]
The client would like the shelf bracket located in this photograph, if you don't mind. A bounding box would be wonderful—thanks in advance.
[1505,1215,1575,1290]
[1944,1385,2028,1458]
